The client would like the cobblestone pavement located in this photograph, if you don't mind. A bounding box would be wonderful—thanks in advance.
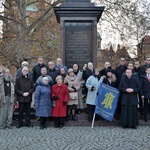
[0,126,150,150]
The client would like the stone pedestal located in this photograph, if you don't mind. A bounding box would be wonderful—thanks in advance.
[54,1,104,69]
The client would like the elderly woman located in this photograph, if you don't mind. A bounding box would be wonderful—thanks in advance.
[34,77,52,129]
[64,68,80,121]
[86,68,101,122]
[52,75,69,128]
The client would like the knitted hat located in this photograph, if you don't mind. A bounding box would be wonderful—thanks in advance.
[68,68,74,74]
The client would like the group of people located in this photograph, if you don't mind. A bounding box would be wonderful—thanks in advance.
[0,56,150,130]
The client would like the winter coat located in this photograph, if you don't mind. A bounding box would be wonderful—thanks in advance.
[36,75,53,87]
[32,63,48,83]
[75,70,85,109]
[34,84,52,117]
[64,74,80,105]
[16,67,32,79]
[140,75,150,99]
[47,68,59,82]
[119,76,141,105]
[103,77,118,88]
[115,65,127,83]
[15,75,35,103]
[86,75,101,105]
[52,83,69,117]
[83,68,94,81]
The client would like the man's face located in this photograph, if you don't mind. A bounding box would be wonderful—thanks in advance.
[127,63,134,71]
[22,67,29,76]
[126,69,132,78]
[120,58,126,65]
[4,70,10,76]
[134,61,140,68]
[146,57,150,65]
[41,68,47,75]
[88,63,93,70]
[57,58,62,66]
[48,62,54,69]
[38,58,44,65]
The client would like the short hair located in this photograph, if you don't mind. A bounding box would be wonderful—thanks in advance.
[43,76,49,81]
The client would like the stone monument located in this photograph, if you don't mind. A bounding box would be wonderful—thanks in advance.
[53,0,104,69]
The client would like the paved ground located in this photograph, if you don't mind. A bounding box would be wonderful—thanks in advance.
[0,126,150,150]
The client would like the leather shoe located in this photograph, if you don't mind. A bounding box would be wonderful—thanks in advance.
[133,126,137,129]
[25,124,33,127]
[16,125,23,128]
[40,126,44,130]
[59,124,64,128]
[72,115,77,121]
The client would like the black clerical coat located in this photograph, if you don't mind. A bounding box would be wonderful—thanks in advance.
[119,76,141,128]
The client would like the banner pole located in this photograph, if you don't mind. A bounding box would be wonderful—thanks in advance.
[91,113,96,129]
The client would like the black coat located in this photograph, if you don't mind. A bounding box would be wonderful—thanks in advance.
[47,68,59,82]
[115,65,127,84]
[100,68,116,77]
[15,75,35,102]
[82,69,94,81]
[140,64,150,76]
[103,77,118,88]
[140,75,150,99]
[119,76,141,105]
[32,64,47,83]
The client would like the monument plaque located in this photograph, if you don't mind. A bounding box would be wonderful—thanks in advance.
[65,22,92,69]
[53,1,104,68]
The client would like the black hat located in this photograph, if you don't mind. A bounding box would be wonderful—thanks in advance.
[106,68,113,73]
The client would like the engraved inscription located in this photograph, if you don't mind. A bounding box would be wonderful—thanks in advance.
[65,22,92,69]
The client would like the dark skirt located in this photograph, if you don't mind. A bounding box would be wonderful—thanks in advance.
[120,98,139,128]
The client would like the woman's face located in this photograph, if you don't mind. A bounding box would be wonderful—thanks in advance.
[95,70,99,75]
[57,78,63,84]
[43,79,49,84]
[107,72,112,77]
[69,71,74,77]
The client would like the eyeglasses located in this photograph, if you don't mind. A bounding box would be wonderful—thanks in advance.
[22,70,28,72]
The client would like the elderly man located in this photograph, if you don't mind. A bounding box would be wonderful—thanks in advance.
[47,61,59,82]
[54,58,67,73]
[0,69,15,129]
[16,61,32,79]
[15,66,34,128]
[100,61,116,76]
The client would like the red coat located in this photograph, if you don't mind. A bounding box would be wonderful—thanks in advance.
[52,83,69,117]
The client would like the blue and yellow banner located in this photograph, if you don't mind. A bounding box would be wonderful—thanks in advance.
[95,83,120,121]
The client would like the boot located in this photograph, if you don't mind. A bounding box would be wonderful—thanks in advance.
[66,114,71,121]
[72,115,77,121]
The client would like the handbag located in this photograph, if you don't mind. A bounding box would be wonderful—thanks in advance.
[69,92,78,100]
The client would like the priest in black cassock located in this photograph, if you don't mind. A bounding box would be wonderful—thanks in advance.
[119,69,141,129]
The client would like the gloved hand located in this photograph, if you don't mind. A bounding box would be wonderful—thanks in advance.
[63,101,67,105]
[72,86,77,92]
[91,86,95,91]
[53,95,59,100]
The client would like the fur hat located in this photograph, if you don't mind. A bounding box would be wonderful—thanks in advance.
[55,75,63,81]
[68,68,74,74]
